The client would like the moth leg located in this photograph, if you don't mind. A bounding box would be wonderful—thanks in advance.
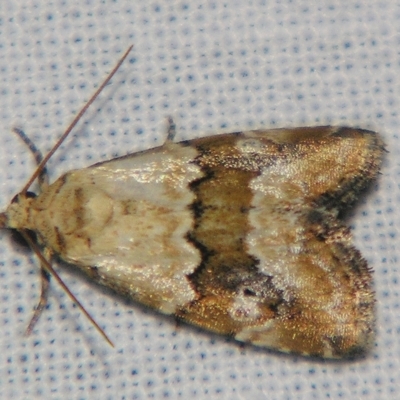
[164,116,176,143]
[25,247,53,335]
[174,316,183,331]
[238,342,246,354]
[12,127,49,191]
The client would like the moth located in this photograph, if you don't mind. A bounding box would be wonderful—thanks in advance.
[1,46,384,358]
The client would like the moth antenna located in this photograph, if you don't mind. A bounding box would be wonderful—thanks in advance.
[20,229,114,347]
[20,44,134,195]
[12,127,49,190]
[165,116,177,143]
[6,47,133,346]
[25,267,50,335]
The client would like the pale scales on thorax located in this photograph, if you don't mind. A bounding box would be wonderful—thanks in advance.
[0,47,385,358]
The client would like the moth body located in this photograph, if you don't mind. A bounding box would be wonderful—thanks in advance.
[2,126,384,358]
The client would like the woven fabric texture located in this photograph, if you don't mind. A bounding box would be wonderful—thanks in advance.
[0,1,399,399]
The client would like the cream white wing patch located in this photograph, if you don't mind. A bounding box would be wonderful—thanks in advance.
[8,143,203,314]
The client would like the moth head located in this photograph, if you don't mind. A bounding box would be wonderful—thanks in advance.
[0,191,36,231]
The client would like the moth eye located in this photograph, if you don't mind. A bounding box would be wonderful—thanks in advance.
[25,191,37,199]
[11,229,37,251]
[10,191,37,204]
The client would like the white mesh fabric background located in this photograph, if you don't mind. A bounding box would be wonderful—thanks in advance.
[0,1,399,399]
